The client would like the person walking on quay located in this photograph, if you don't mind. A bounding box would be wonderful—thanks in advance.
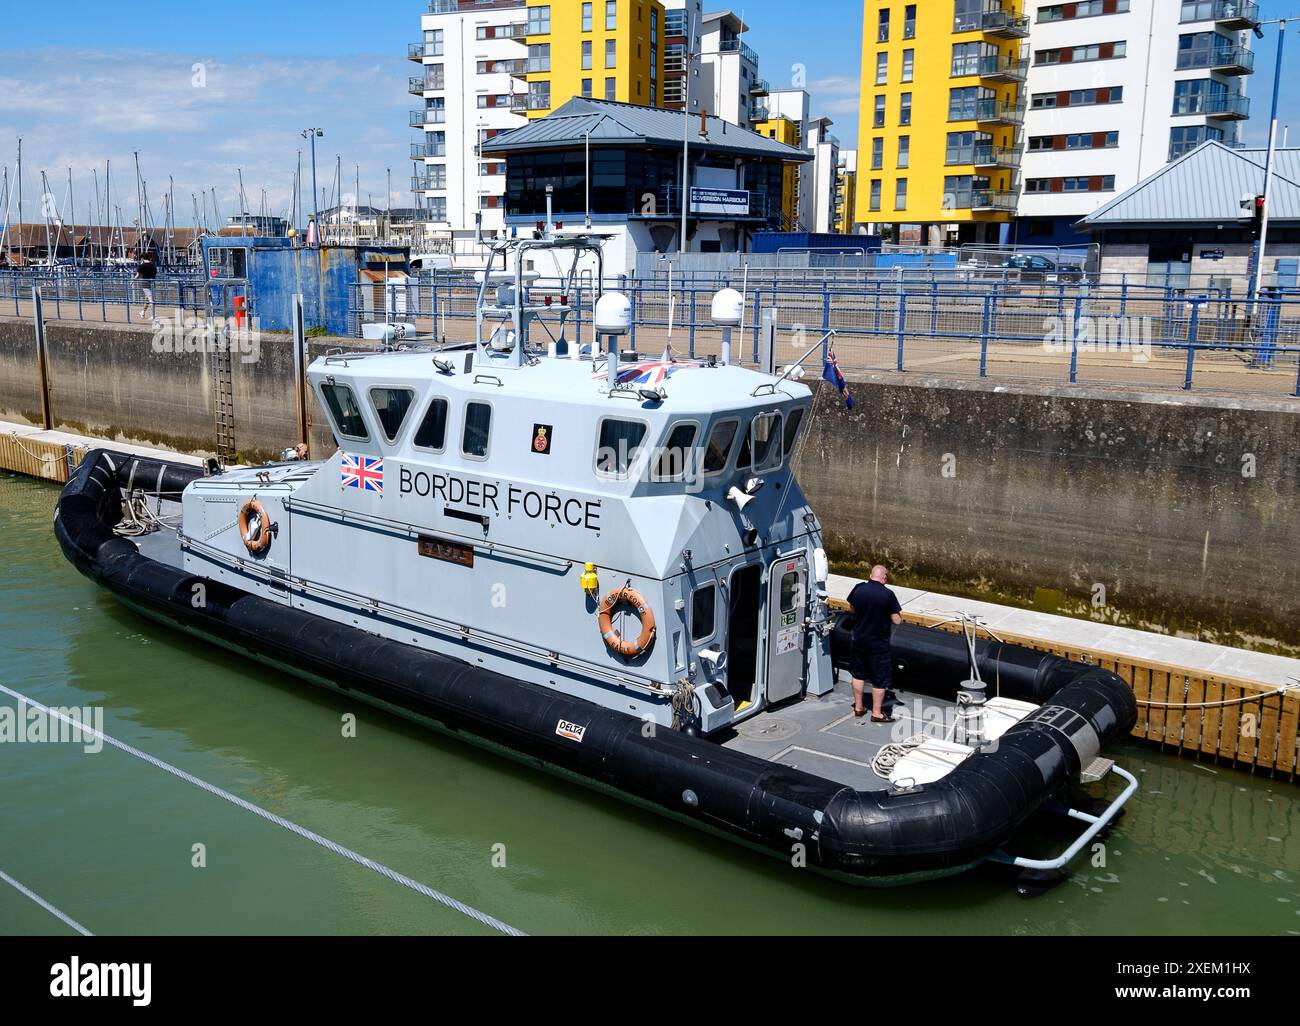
[134,249,158,320]
[848,565,903,723]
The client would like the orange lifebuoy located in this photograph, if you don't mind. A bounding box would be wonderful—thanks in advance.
[238,499,273,555]
[598,587,657,660]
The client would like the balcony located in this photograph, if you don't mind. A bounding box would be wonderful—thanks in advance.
[1211,1,1260,29]
[980,10,1030,39]
[751,101,770,122]
[717,37,759,65]
[751,78,770,96]
[408,42,440,62]
[411,142,447,159]
[1203,92,1251,119]
[970,189,1018,212]
[1209,43,1254,74]
[412,176,448,193]
[409,76,443,95]
[410,109,446,127]
[972,144,1021,169]
[973,98,1024,125]
[511,94,550,113]
[976,54,1027,82]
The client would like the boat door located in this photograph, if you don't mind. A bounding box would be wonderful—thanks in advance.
[766,554,809,705]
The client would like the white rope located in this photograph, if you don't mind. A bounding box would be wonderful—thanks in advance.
[1137,682,1299,711]
[0,867,93,936]
[3,431,87,466]
[0,683,525,937]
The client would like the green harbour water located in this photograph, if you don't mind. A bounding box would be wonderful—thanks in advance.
[1,472,1297,936]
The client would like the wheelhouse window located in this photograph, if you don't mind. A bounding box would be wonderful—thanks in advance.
[783,408,806,456]
[320,383,369,442]
[652,422,699,482]
[596,418,648,479]
[738,413,784,473]
[703,420,740,475]
[369,388,416,443]
[691,584,717,643]
[462,402,492,459]
[413,397,450,452]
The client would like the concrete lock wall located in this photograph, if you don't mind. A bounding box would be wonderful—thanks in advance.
[0,316,333,465]
[794,376,1300,655]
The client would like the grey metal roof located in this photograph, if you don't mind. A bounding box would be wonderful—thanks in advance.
[481,98,811,162]
[1079,142,1300,228]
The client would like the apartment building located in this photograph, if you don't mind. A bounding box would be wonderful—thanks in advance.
[835,150,858,234]
[1016,0,1258,245]
[807,116,843,235]
[409,0,666,239]
[754,104,804,230]
[661,0,704,111]
[520,0,665,117]
[409,0,529,238]
[699,11,763,129]
[856,1,1029,245]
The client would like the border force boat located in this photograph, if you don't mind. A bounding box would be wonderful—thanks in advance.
[55,233,1138,887]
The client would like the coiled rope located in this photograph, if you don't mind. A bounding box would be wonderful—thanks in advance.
[0,684,525,937]
[0,867,93,936]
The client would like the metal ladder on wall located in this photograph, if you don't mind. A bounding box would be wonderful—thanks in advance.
[208,283,240,464]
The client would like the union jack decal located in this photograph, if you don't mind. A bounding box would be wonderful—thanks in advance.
[599,361,689,388]
[341,454,384,494]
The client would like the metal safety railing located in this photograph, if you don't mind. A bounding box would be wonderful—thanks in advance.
[0,269,207,324]
[351,276,1300,400]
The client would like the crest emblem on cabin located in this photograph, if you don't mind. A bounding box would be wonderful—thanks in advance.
[533,425,553,455]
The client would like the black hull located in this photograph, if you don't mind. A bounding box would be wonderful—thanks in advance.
[55,450,1138,885]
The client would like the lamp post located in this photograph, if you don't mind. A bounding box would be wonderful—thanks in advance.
[680,12,698,256]
[1251,19,1291,303]
[302,129,323,247]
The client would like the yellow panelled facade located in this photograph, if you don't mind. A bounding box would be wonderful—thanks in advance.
[755,116,802,230]
[855,1,1026,232]
[524,0,664,118]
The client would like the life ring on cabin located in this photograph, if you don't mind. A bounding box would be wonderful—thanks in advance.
[598,587,657,660]
[238,499,273,556]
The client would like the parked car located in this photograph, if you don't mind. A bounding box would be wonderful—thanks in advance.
[1003,254,1086,284]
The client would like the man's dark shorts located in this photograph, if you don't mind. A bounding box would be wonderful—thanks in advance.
[849,646,893,691]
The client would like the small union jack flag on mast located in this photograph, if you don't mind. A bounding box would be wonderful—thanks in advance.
[823,346,855,410]
[341,454,384,494]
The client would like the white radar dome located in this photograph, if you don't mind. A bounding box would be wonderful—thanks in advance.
[711,288,745,327]
[595,292,632,335]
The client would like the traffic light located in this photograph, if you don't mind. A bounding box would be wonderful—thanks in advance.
[1240,193,1265,239]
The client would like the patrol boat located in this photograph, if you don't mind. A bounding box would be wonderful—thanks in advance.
[55,233,1138,887]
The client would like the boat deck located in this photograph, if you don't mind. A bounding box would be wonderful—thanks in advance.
[720,675,960,792]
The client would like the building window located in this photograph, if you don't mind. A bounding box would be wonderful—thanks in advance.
[871,137,884,170]
[902,49,914,83]
[582,78,593,97]
[527,5,550,34]
[606,0,617,31]
[422,29,444,57]
[897,135,910,168]
[895,178,908,211]
[606,39,617,68]
[528,80,551,110]
[1176,31,1231,70]
[1179,0,1217,22]
[873,94,886,128]
[878,8,890,42]
[1041,0,1130,20]
[1031,86,1123,108]
[876,52,888,85]
[529,43,551,73]
[605,77,617,100]
[904,4,916,38]
[582,1,593,31]
[899,93,912,126]
[1169,124,1223,159]
[582,40,593,70]
[1035,41,1126,65]
[951,42,986,77]
[953,0,982,32]
[869,179,882,212]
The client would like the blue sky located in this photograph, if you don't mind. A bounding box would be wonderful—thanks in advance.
[0,0,1295,227]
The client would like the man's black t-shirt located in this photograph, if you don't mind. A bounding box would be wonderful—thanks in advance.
[137,259,157,281]
[848,580,902,651]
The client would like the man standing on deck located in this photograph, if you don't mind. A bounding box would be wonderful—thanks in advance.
[848,565,903,723]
